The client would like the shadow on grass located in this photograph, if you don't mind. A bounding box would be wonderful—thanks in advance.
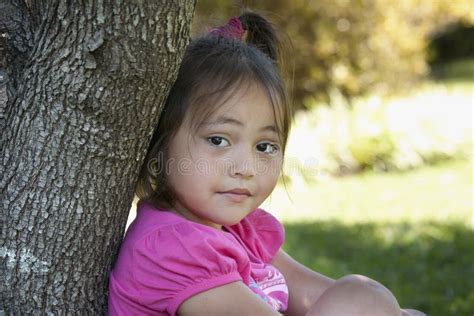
[282,221,474,316]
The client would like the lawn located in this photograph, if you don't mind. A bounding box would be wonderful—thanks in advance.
[264,158,473,226]
[264,158,473,315]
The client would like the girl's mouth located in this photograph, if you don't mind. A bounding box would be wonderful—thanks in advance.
[218,188,252,202]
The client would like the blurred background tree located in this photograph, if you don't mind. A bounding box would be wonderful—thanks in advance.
[194,0,474,110]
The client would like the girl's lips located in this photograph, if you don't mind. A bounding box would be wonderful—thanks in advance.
[218,188,251,203]
[223,188,251,195]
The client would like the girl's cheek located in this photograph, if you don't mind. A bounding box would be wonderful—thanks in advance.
[260,158,282,179]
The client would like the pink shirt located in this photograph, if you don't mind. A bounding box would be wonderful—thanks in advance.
[108,201,289,315]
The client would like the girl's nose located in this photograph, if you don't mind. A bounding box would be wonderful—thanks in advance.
[230,148,256,179]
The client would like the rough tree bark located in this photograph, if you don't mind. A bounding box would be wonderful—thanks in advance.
[1,1,196,313]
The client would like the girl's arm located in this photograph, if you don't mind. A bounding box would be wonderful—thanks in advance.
[272,249,425,316]
[177,281,281,316]
[177,250,424,316]
[271,249,335,315]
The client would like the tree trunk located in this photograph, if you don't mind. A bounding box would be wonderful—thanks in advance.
[1,1,196,313]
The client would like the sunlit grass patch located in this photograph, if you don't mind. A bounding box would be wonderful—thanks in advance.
[264,158,473,227]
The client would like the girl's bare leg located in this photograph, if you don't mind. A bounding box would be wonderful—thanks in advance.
[306,274,402,316]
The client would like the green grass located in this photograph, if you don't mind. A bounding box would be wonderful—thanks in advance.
[283,221,474,315]
[264,158,473,226]
[262,158,474,315]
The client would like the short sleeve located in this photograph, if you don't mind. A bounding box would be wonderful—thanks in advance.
[226,208,285,263]
[132,222,250,315]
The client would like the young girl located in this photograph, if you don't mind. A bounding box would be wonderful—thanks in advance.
[108,12,424,316]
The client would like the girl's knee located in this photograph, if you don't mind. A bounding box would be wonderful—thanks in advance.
[341,274,400,314]
[335,274,389,293]
[307,274,402,316]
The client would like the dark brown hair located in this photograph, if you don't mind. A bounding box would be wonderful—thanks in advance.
[136,11,292,208]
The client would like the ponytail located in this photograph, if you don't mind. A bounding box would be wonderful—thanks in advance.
[239,11,279,63]
[207,11,284,68]
[239,11,293,115]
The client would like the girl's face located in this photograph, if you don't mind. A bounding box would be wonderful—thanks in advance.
[166,85,283,229]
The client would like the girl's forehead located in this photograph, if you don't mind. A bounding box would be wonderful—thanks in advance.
[183,81,286,140]
[205,85,277,123]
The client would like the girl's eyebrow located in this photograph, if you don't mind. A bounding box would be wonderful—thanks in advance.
[204,115,278,133]
[205,115,244,127]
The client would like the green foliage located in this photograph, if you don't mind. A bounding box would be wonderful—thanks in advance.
[195,0,474,108]
[282,79,473,178]
[432,58,474,83]
[347,105,396,171]
[429,24,474,63]
[283,221,474,315]
[349,131,395,171]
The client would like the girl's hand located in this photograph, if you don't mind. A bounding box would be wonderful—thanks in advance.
[402,309,426,316]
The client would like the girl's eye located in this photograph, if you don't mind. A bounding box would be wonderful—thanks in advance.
[256,142,279,154]
[207,136,230,147]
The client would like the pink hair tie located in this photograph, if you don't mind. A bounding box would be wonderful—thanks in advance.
[208,17,245,40]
